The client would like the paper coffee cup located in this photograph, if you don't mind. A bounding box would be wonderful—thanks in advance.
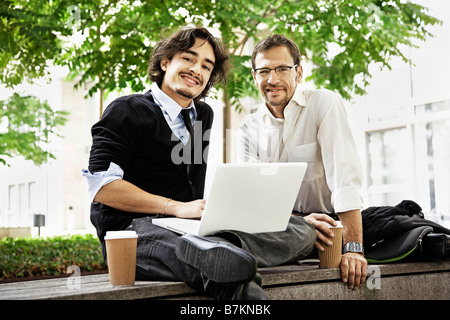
[105,230,138,286]
[318,221,343,269]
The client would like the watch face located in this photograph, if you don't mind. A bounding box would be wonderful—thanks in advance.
[345,242,364,253]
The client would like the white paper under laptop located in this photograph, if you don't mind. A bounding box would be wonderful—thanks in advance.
[152,162,307,237]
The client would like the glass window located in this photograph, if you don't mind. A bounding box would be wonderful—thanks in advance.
[366,128,408,206]
[365,99,450,227]
[415,100,450,115]
[7,184,17,226]
[412,118,450,222]
[8,185,15,211]
[28,182,38,210]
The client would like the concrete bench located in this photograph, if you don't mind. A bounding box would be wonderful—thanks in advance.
[1,261,449,300]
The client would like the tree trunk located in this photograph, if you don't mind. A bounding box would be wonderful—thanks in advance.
[99,88,104,120]
[222,90,231,163]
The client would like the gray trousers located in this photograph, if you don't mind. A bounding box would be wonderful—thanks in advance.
[127,215,316,299]
[213,216,317,267]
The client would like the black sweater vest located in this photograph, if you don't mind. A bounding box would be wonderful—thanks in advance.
[88,90,213,249]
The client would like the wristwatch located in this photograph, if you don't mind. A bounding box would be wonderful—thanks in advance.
[343,241,364,255]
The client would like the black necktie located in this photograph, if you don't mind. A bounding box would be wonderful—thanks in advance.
[180,108,196,197]
[180,108,194,151]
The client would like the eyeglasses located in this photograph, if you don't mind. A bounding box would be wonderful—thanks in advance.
[253,64,298,78]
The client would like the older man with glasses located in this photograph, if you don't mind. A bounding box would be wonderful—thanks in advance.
[237,34,367,290]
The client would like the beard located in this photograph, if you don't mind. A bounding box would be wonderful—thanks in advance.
[263,88,289,108]
[176,72,203,99]
[176,88,196,99]
[264,95,289,108]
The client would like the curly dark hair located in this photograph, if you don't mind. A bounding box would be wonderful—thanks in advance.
[148,27,230,102]
[251,34,301,69]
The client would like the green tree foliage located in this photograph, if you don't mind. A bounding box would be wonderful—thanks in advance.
[0,0,442,159]
[0,93,68,165]
[0,0,73,86]
[2,0,441,104]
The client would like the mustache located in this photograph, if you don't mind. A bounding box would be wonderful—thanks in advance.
[264,84,285,90]
[180,71,203,85]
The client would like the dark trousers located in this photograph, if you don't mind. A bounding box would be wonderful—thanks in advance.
[126,215,316,299]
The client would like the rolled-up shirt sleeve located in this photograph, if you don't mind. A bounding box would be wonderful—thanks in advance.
[317,94,363,213]
[82,162,124,203]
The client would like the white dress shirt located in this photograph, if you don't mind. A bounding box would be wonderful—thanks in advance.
[237,85,363,214]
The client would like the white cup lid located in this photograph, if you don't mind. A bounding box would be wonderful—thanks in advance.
[104,230,138,240]
[324,221,342,228]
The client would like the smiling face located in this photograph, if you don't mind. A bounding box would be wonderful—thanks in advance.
[160,38,216,108]
[252,46,303,118]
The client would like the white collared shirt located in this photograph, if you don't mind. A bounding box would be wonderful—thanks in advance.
[237,85,363,214]
[150,82,196,145]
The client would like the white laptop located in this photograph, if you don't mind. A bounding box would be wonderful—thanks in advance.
[152,162,307,236]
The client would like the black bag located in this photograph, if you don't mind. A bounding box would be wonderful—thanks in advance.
[365,226,432,263]
[422,232,450,258]
[362,200,450,263]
